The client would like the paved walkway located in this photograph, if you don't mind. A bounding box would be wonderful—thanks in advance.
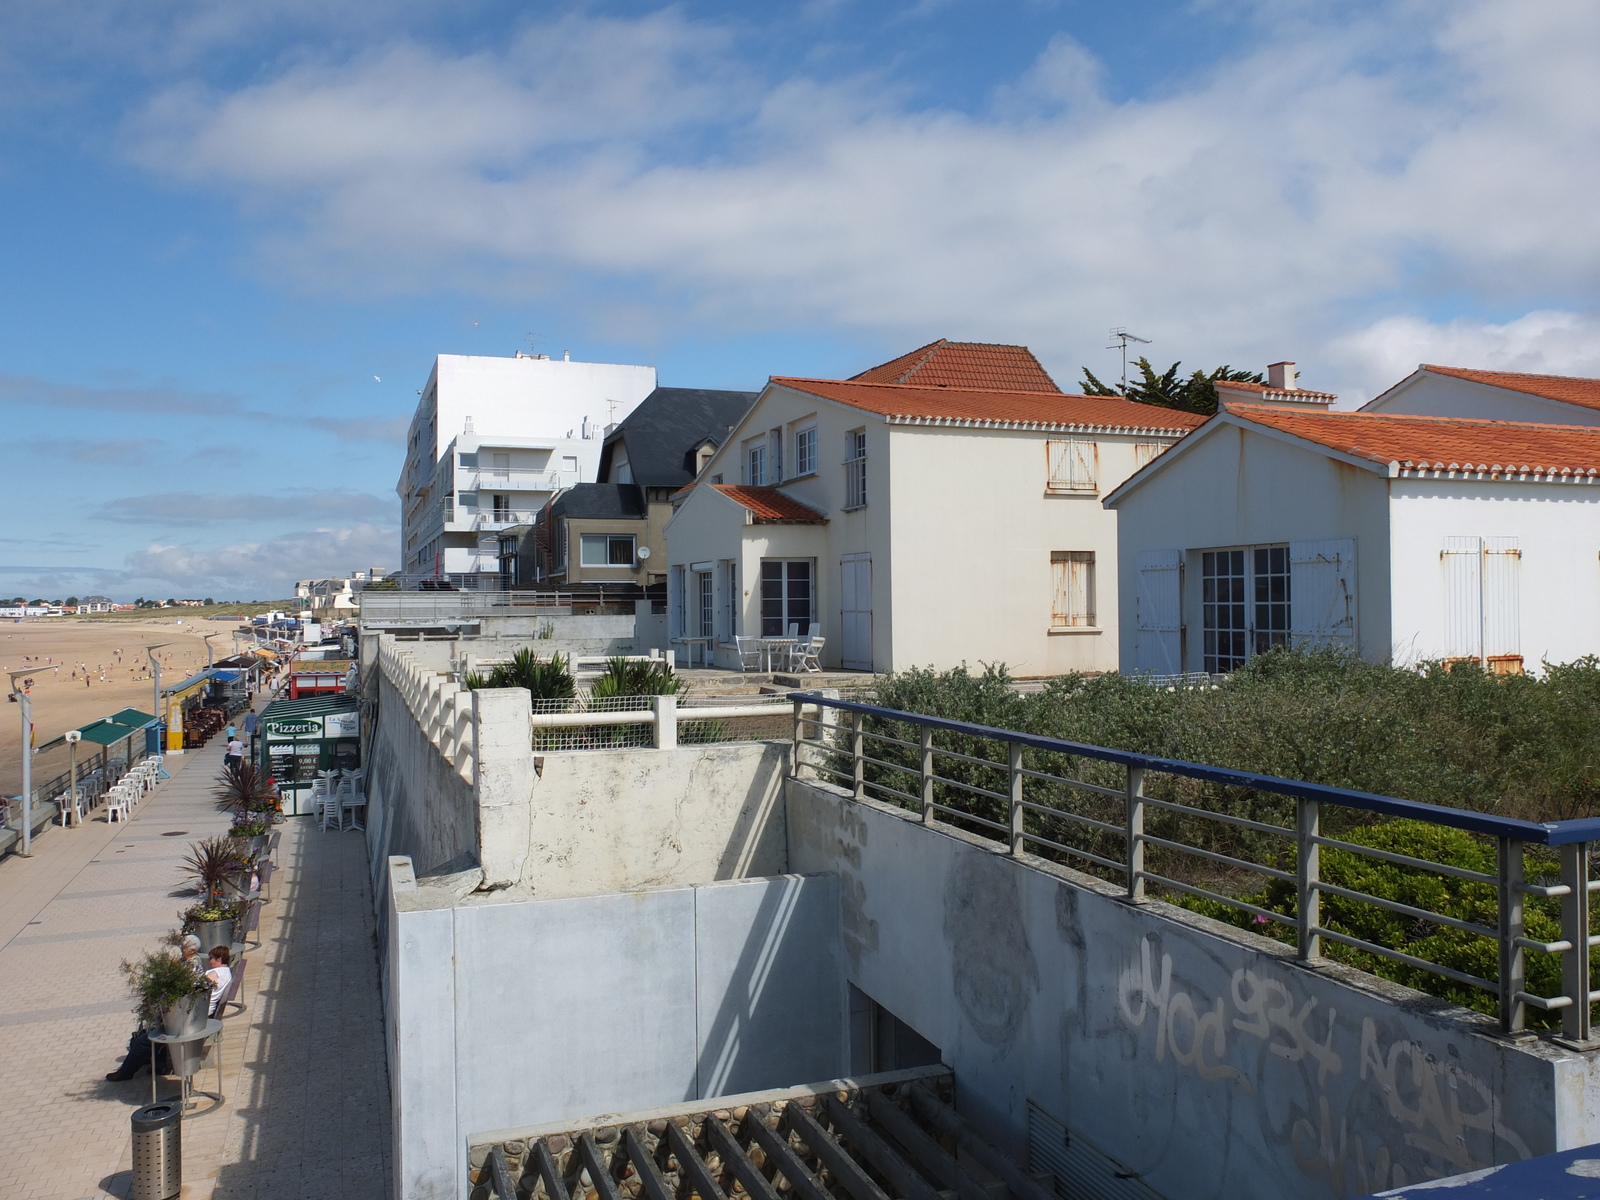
[0,746,390,1199]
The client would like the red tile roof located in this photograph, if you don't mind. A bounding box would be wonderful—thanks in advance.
[1215,379,1338,401]
[1422,365,1600,413]
[772,377,1207,434]
[1230,405,1600,478]
[850,340,1062,392]
[711,485,827,523]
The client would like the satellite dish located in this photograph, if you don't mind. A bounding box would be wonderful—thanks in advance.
[637,546,651,559]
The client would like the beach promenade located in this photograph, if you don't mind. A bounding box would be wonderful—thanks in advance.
[0,739,390,1198]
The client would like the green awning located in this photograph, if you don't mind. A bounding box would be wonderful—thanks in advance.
[37,718,147,752]
[104,708,156,728]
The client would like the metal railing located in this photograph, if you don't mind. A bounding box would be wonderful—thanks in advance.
[360,589,641,622]
[531,693,811,752]
[790,692,1600,1040]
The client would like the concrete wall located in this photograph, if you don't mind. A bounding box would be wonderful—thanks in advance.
[368,635,790,897]
[386,862,846,1200]
[786,778,1600,1200]
[368,665,478,880]
[1111,422,1395,671]
[1389,479,1600,668]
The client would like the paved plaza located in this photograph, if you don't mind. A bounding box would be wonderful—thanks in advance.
[0,744,390,1199]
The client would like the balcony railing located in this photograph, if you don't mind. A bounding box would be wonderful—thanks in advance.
[790,692,1600,1041]
[463,468,577,494]
[470,510,542,530]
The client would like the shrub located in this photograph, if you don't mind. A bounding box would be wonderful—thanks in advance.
[466,648,576,701]
[590,657,682,701]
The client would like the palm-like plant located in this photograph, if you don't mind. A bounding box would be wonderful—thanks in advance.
[180,836,248,905]
[466,648,576,701]
[590,657,683,702]
[213,761,276,819]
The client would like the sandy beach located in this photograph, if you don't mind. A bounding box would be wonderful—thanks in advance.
[0,615,250,796]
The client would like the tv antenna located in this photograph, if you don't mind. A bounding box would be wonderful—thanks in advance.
[1107,328,1152,393]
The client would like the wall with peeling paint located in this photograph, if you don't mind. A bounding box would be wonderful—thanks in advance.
[786,777,1600,1200]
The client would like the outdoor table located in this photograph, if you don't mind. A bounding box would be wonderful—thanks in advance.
[756,638,796,672]
[149,1019,224,1111]
[672,636,714,667]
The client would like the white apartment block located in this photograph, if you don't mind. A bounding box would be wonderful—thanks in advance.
[398,353,656,583]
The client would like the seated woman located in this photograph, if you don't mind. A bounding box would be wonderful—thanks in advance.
[205,946,233,1018]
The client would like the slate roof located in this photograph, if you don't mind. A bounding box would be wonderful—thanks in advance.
[599,387,759,488]
[1420,365,1600,414]
[1231,405,1600,478]
[850,340,1062,392]
[710,485,827,523]
[547,483,648,521]
[771,378,1207,434]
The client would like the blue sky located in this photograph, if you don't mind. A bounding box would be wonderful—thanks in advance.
[1,0,1596,601]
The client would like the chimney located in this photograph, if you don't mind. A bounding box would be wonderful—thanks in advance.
[464,415,475,434]
[1267,361,1297,390]
[563,350,571,361]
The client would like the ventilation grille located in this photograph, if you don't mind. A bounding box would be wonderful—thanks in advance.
[1026,1101,1167,1200]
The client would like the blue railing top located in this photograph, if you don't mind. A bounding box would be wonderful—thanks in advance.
[795,693,1600,847]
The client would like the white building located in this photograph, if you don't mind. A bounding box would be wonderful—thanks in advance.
[1106,402,1600,675]
[1362,364,1600,425]
[397,352,657,583]
[664,341,1203,674]
[296,569,391,615]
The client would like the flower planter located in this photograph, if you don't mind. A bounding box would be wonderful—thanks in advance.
[161,990,210,1038]
[189,918,235,954]
[219,874,249,902]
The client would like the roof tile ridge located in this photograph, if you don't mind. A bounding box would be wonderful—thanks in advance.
[893,340,949,384]
[1229,403,1600,433]
[775,376,1149,400]
[1425,363,1600,384]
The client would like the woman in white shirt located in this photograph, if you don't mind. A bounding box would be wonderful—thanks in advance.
[205,946,233,1017]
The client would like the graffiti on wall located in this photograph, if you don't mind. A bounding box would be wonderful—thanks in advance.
[1116,936,1531,1196]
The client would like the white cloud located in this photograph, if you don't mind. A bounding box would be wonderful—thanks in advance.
[1327,311,1600,406]
[119,1,1600,396]
[125,523,397,597]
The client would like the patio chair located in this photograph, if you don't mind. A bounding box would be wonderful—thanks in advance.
[733,636,763,672]
[105,786,132,823]
[215,956,248,1018]
[341,786,368,833]
[790,636,825,673]
[319,785,344,832]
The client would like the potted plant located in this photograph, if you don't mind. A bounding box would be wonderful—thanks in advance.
[180,835,248,906]
[123,948,210,1036]
[227,816,272,857]
[182,898,247,953]
[213,762,276,823]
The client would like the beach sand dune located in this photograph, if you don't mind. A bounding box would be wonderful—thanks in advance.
[1,616,239,795]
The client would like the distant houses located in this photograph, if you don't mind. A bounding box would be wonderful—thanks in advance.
[663,341,1203,673]
[1107,365,1600,675]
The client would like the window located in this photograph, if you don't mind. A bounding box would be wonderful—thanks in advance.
[1050,552,1095,627]
[1134,442,1167,469]
[492,452,510,480]
[1202,545,1291,673]
[761,560,813,636]
[1202,550,1248,673]
[555,518,568,572]
[844,430,867,508]
[698,571,715,638]
[671,566,687,637]
[1252,546,1290,655]
[493,494,510,520]
[724,559,738,637]
[795,425,818,476]
[1046,439,1098,492]
[747,442,767,486]
[769,430,783,482]
[580,534,636,567]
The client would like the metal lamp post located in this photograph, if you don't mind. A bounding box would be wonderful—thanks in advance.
[147,642,173,754]
[6,667,36,856]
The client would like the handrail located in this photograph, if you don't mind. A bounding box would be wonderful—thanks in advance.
[789,691,1600,1040]
[792,692,1594,847]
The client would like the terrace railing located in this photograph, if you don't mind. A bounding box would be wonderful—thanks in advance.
[790,692,1600,1041]
[531,693,812,752]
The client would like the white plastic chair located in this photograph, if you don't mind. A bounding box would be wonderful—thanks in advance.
[790,636,825,673]
[106,786,132,823]
[733,636,762,672]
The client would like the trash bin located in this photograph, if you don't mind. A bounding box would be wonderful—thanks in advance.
[130,1101,182,1200]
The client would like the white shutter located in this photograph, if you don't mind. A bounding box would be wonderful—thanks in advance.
[1046,440,1070,489]
[1133,550,1182,674]
[1483,537,1521,660]
[1441,536,1482,660]
[1289,539,1357,650]
[1069,439,1098,491]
